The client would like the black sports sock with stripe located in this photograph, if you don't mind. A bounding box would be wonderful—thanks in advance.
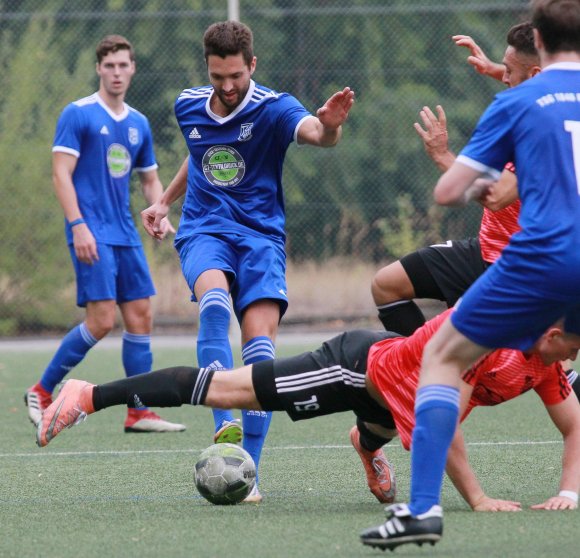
[92,366,214,411]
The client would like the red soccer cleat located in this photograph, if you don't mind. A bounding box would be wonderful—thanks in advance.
[25,383,53,426]
[124,408,186,433]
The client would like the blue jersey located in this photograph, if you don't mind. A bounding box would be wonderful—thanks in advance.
[53,93,158,246]
[457,62,580,298]
[173,80,311,243]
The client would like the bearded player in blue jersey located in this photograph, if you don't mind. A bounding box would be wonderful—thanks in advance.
[141,21,354,502]
[25,35,185,434]
[361,0,580,551]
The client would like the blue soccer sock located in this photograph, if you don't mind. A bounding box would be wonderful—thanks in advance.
[409,384,459,516]
[241,336,276,485]
[122,332,153,410]
[197,289,235,431]
[39,323,97,392]
[122,332,153,377]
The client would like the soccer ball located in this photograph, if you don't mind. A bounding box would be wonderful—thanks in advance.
[194,443,256,505]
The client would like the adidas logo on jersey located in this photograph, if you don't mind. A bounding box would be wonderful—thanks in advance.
[100,125,109,135]
[189,127,201,139]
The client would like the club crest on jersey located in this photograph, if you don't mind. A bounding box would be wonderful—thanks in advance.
[128,127,139,145]
[107,143,131,178]
[202,145,245,188]
[238,122,253,142]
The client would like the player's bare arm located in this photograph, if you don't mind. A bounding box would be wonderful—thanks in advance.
[52,151,98,265]
[478,169,519,211]
[434,162,489,207]
[297,87,354,147]
[139,169,175,240]
[141,157,188,240]
[413,105,456,172]
[530,394,580,511]
[445,380,522,511]
[452,35,505,82]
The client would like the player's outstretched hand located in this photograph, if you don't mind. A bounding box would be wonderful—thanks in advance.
[413,105,455,171]
[316,87,355,130]
[414,105,448,152]
[452,35,505,82]
[531,495,578,511]
[472,496,522,512]
[141,202,170,240]
[452,35,493,75]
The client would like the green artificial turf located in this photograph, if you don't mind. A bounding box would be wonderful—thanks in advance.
[0,342,577,558]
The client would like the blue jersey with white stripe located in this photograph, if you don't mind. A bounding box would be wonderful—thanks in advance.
[174,80,311,242]
[53,93,158,246]
[457,63,580,297]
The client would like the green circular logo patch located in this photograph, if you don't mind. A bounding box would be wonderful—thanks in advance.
[202,145,245,187]
[107,143,131,178]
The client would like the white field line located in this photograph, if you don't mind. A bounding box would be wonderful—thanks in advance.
[0,439,562,459]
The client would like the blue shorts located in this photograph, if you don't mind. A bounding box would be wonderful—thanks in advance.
[451,252,580,351]
[69,244,155,307]
[176,232,288,321]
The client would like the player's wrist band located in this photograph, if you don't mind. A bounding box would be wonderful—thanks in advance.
[558,490,578,503]
[69,218,85,227]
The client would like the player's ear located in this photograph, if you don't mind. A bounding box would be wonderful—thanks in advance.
[530,65,541,78]
[547,326,564,341]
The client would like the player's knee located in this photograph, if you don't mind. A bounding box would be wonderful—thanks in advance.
[371,266,408,304]
[86,315,115,339]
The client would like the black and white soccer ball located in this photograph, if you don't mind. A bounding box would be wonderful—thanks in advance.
[194,443,256,505]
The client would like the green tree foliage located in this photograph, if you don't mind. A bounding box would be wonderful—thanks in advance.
[0,15,93,333]
[0,1,530,332]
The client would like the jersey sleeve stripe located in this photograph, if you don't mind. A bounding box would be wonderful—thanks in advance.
[456,154,502,180]
[134,163,159,172]
[294,115,315,144]
[52,146,80,158]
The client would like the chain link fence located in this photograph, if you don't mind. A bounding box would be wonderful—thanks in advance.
[0,0,529,336]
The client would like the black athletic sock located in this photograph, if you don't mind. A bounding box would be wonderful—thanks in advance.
[92,366,214,411]
[356,417,392,452]
[377,300,426,336]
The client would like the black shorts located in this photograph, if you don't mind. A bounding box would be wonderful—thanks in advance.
[252,330,399,429]
[400,237,489,307]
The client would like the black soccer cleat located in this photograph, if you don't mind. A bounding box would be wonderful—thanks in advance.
[360,503,443,551]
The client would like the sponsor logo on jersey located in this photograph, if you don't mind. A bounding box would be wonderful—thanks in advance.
[128,127,139,145]
[189,127,201,139]
[237,122,253,142]
[107,143,131,178]
[100,125,109,135]
[202,145,245,187]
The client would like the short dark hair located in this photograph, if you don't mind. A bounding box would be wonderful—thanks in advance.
[506,22,538,58]
[532,0,580,54]
[96,35,134,63]
[203,21,254,67]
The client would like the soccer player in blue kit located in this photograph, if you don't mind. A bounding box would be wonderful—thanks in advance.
[141,21,354,502]
[361,0,580,550]
[25,35,185,434]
